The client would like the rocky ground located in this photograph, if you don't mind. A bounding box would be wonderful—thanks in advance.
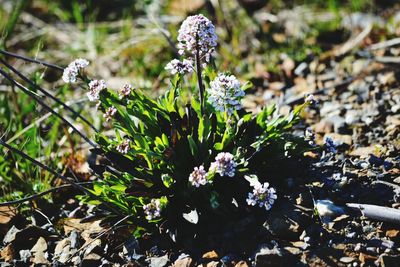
[1,4,400,267]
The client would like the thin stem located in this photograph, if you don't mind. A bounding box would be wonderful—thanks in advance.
[0,182,93,207]
[0,139,122,216]
[0,49,64,71]
[0,59,98,132]
[0,67,97,148]
[195,51,205,115]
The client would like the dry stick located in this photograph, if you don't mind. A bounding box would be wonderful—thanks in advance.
[366,37,400,51]
[346,203,400,225]
[0,67,97,148]
[0,182,92,207]
[334,23,372,56]
[7,98,87,144]
[65,214,132,263]
[0,139,122,216]
[0,59,98,132]
[286,76,355,106]
[0,49,64,71]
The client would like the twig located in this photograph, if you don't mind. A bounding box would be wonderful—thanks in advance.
[0,67,97,148]
[334,23,372,56]
[0,49,64,71]
[0,139,122,216]
[0,59,98,132]
[6,98,87,144]
[373,56,400,64]
[366,37,400,51]
[148,14,179,57]
[286,76,355,106]
[65,215,132,263]
[0,182,92,207]
[346,203,400,225]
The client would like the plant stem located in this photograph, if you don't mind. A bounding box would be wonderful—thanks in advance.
[0,49,64,71]
[0,139,122,215]
[0,58,98,133]
[0,182,93,207]
[195,51,205,115]
[0,67,97,148]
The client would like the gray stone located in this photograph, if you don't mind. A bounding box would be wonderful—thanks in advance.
[148,254,169,267]
[3,226,20,244]
[82,253,101,266]
[19,250,31,263]
[69,230,79,249]
[255,246,295,267]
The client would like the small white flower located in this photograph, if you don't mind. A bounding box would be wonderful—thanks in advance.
[103,106,117,122]
[209,152,237,177]
[87,79,107,101]
[116,139,130,154]
[119,84,132,98]
[246,182,277,211]
[62,58,89,83]
[207,73,245,114]
[143,199,163,220]
[189,165,208,187]
[177,14,217,64]
[165,59,193,75]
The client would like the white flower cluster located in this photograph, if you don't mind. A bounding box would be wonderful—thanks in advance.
[189,165,208,187]
[62,58,89,83]
[116,139,130,154]
[103,106,117,122]
[188,152,237,188]
[143,198,162,220]
[207,73,245,114]
[210,152,237,177]
[177,14,217,63]
[246,182,277,210]
[119,84,132,98]
[165,59,194,75]
[87,80,107,102]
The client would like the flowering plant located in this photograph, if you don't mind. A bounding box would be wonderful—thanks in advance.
[64,14,314,240]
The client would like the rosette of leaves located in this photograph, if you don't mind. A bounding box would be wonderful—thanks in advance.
[71,14,319,242]
[81,68,314,239]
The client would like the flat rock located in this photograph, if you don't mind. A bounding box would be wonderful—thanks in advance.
[82,253,101,266]
[149,254,169,267]
[339,256,355,263]
[172,256,193,267]
[0,244,15,262]
[202,250,219,260]
[32,251,49,265]
[255,246,295,267]
[19,249,31,263]
[3,226,20,244]
[31,237,47,253]
[235,260,249,267]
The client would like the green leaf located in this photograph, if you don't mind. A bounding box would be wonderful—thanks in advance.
[187,135,198,157]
